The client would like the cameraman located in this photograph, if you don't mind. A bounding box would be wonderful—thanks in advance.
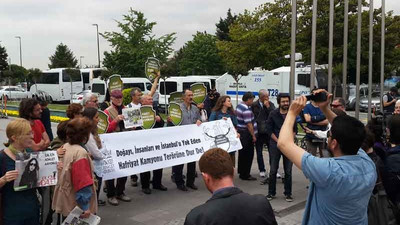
[277,90,376,224]
[383,87,398,116]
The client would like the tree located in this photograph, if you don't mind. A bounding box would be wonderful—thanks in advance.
[48,43,78,69]
[176,32,225,75]
[0,44,8,72]
[2,64,27,84]
[216,8,237,41]
[102,9,176,77]
[27,68,42,90]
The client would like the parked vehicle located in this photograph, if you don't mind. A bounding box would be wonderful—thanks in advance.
[80,68,104,90]
[215,64,328,107]
[29,68,84,102]
[0,85,31,100]
[70,90,96,104]
[359,91,381,112]
[158,76,212,109]
[91,77,152,103]
[346,84,368,110]
[32,90,52,103]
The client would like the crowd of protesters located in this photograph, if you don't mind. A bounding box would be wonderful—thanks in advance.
[1,80,400,225]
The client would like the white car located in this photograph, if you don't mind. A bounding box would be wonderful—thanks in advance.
[70,90,96,105]
[0,86,30,100]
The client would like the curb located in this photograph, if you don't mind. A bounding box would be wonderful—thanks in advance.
[274,200,306,218]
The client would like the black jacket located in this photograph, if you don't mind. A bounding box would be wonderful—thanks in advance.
[382,145,400,204]
[266,108,297,146]
[252,100,275,134]
[184,187,277,225]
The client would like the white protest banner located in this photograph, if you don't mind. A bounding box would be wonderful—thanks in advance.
[14,151,58,191]
[99,118,241,180]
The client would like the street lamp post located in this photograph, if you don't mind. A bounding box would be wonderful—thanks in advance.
[80,56,84,69]
[92,24,101,68]
[15,36,22,67]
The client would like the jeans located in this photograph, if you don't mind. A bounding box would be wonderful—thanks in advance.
[268,143,293,196]
[237,130,255,178]
[139,169,163,188]
[4,216,39,225]
[305,139,326,157]
[105,177,127,198]
[172,162,196,186]
[255,133,269,172]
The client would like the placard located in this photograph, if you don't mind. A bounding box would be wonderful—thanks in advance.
[168,103,182,126]
[168,91,183,104]
[145,57,160,82]
[190,83,207,104]
[14,151,58,191]
[108,75,123,93]
[97,110,109,134]
[140,106,156,129]
[99,118,241,180]
[122,107,143,128]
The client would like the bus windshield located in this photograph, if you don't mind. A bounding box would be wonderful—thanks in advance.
[160,82,177,95]
[37,72,59,84]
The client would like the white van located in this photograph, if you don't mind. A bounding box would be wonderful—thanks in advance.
[216,65,328,107]
[91,76,152,103]
[30,68,83,102]
[158,76,212,109]
[185,75,221,89]
[80,68,104,90]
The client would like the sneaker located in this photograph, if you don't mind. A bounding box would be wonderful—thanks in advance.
[260,177,269,185]
[142,188,152,195]
[117,194,131,202]
[285,195,293,202]
[277,173,282,179]
[98,199,106,206]
[266,194,275,201]
[177,185,188,191]
[108,197,119,206]
[186,184,198,190]
[259,171,266,178]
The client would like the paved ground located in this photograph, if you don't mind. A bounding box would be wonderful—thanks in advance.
[0,112,367,224]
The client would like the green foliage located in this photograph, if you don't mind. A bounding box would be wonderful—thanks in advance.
[0,44,8,73]
[102,9,176,78]
[27,68,42,83]
[122,88,132,106]
[176,32,225,75]
[2,64,27,84]
[99,69,113,82]
[48,43,78,69]
[216,8,237,41]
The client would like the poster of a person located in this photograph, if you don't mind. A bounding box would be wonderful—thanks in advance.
[14,151,58,191]
[122,107,143,128]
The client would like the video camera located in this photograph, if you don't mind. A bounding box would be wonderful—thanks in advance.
[305,92,327,102]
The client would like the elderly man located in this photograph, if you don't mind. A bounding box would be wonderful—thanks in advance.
[394,100,400,115]
[184,148,277,225]
[330,97,346,112]
[83,92,99,109]
[252,89,275,178]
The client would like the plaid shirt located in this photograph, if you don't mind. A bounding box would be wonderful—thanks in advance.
[235,102,257,134]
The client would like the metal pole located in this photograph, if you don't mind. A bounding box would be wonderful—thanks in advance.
[80,56,84,69]
[367,0,374,120]
[328,0,334,93]
[355,0,362,119]
[290,0,297,100]
[311,0,317,90]
[342,0,349,99]
[92,24,101,68]
[380,0,385,112]
[15,36,22,67]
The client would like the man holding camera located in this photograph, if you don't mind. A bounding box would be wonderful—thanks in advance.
[303,89,329,157]
[383,87,398,115]
[277,90,376,225]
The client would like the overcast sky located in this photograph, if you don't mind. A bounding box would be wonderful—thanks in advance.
[0,0,399,70]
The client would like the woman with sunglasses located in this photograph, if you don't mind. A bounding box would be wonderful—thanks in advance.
[0,118,40,225]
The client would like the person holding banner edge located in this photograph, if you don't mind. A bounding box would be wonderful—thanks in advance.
[104,89,131,206]
[0,118,40,225]
[171,89,202,191]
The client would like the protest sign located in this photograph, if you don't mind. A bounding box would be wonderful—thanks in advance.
[122,107,143,128]
[99,118,241,180]
[168,91,183,104]
[97,110,109,134]
[14,151,58,191]
[190,83,207,104]
[168,103,182,126]
[62,206,101,225]
[108,75,123,93]
[145,57,160,82]
[140,106,156,129]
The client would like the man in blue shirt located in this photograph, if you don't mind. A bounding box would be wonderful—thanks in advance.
[277,90,376,225]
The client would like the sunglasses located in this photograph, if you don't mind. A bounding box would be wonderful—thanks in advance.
[331,104,342,108]
[30,163,36,166]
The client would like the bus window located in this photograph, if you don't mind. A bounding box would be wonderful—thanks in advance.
[297,74,310,87]
[38,73,59,84]
[124,83,145,91]
[82,72,90,83]
[63,70,82,82]
[93,70,102,79]
[146,82,152,91]
[160,82,177,95]
[92,83,105,95]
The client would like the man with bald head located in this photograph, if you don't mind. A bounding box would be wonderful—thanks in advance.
[252,89,275,178]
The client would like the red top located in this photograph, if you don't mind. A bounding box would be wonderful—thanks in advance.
[31,119,45,144]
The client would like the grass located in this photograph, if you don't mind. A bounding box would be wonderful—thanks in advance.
[7,101,68,111]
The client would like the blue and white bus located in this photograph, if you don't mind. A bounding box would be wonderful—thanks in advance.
[30,68,83,102]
